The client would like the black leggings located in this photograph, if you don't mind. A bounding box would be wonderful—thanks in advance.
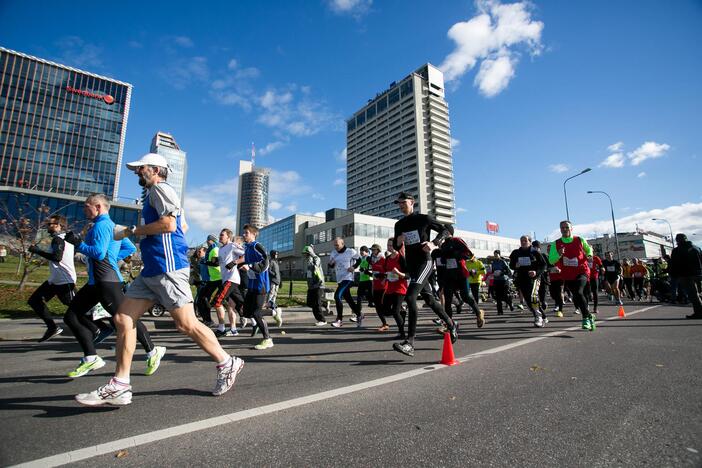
[549,280,564,311]
[494,282,513,314]
[63,282,154,357]
[28,281,75,329]
[334,280,359,321]
[382,292,406,336]
[357,281,373,306]
[585,277,599,311]
[564,275,591,319]
[306,287,326,322]
[469,283,481,304]
[516,277,544,318]
[373,289,387,325]
[633,278,645,298]
[244,291,269,339]
[405,261,453,344]
[197,280,222,322]
[443,277,479,317]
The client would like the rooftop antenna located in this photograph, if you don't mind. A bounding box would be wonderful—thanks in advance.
[251,142,256,168]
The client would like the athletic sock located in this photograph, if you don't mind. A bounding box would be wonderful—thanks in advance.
[112,376,130,386]
[217,356,232,368]
[217,324,225,332]
[146,348,157,358]
[84,355,97,362]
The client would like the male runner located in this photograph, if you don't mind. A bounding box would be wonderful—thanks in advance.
[509,235,547,327]
[76,153,243,406]
[491,250,514,315]
[328,237,362,328]
[586,253,603,314]
[531,240,551,312]
[437,234,484,327]
[601,251,623,305]
[240,224,274,350]
[391,192,456,357]
[302,245,327,325]
[27,215,75,342]
[211,228,244,337]
[196,235,222,324]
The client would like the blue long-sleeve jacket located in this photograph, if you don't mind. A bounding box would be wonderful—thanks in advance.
[76,213,123,284]
[118,238,137,261]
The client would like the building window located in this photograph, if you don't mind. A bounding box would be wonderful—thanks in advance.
[388,89,400,106]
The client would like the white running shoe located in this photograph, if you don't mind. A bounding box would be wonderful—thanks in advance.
[274,308,283,327]
[315,321,327,327]
[75,378,132,406]
[349,316,358,323]
[212,357,245,396]
[330,320,342,328]
[534,316,544,328]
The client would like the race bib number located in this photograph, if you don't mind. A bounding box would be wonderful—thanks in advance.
[563,256,579,267]
[403,230,421,245]
[446,258,458,269]
[493,270,502,277]
[606,266,615,272]
[633,272,643,278]
[386,272,399,282]
[518,256,532,267]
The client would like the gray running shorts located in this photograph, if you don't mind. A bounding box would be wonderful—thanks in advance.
[126,268,193,310]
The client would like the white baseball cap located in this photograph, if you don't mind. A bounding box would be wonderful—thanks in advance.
[126,153,170,171]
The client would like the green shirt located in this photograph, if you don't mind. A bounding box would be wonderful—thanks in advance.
[207,246,221,281]
[548,236,592,265]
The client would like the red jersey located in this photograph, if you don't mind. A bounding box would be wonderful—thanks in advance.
[384,254,408,295]
[555,236,590,281]
[588,255,603,280]
[371,257,387,291]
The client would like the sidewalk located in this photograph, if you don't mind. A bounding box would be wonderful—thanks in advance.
[0,306,338,341]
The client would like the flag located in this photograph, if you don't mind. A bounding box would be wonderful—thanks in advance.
[486,221,499,234]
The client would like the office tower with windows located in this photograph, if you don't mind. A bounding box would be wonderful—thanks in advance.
[148,131,187,205]
[236,160,269,234]
[346,63,455,224]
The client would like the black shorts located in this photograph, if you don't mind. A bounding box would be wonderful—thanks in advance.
[213,281,245,308]
[605,274,619,285]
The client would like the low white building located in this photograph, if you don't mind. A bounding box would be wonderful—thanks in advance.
[587,231,673,260]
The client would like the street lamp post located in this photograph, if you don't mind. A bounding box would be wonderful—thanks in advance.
[652,218,674,254]
[563,168,592,221]
[587,190,621,261]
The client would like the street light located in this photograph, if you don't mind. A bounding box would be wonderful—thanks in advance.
[651,218,674,253]
[563,168,592,221]
[587,190,621,261]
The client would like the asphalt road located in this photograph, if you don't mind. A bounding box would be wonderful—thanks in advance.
[1,300,700,467]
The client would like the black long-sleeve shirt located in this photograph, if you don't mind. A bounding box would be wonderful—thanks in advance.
[30,235,65,263]
[509,247,546,281]
[393,213,450,265]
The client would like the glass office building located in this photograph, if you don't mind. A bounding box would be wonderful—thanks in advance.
[0,47,138,229]
[150,131,187,205]
[236,160,270,234]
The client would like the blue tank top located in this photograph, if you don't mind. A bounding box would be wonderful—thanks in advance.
[244,241,270,293]
[140,187,190,277]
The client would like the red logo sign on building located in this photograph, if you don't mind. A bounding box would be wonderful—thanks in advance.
[65,86,115,105]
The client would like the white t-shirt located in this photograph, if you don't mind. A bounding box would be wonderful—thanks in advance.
[218,242,245,284]
[49,233,76,285]
[329,247,359,283]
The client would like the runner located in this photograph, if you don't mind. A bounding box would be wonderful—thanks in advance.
[328,237,362,328]
[621,259,635,300]
[267,250,283,325]
[509,235,547,327]
[27,215,75,342]
[382,237,407,338]
[465,252,486,305]
[531,240,550,312]
[585,253,603,314]
[239,224,274,350]
[63,193,163,378]
[211,228,245,337]
[76,153,243,406]
[548,257,565,318]
[601,251,623,305]
[491,250,514,315]
[548,220,595,331]
[196,235,222,325]
[368,244,389,331]
[630,258,649,301]
[391,192,457,357]
[356,246,374,309]
[302,245,327,325]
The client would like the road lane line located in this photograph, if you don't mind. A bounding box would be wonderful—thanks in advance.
[12,305,660,467]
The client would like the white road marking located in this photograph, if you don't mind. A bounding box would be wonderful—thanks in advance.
[13,305,660,467]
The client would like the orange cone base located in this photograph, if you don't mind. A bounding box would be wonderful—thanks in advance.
[440,332,460,366]
[618,305,626,318]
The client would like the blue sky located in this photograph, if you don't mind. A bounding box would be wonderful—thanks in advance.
[1,0,700,246]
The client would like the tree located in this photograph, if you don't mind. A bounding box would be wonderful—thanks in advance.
[0,194,76,291]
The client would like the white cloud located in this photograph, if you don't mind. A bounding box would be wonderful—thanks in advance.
[173,36,194,48]
[547,202,702,244]
[258,141,285,156]
[599,153,625,168]
[637,172,647,178]
[628,141,670,166]
[269,170,312,199]
[333,178,345,186]
[257,86,338,137]
[313,211,325,217]
[336,147,347,162]
[336,167,347,174]
[456,207,468,214]
[607,141,624,152]
[440,0,543,97]
[311,193,325,200]
[548,163,569,173]
[269,201,282,210]
[164,56,209,90]
[327,0,372,17]
[227,59,238,70]
[54,36,103,69]
[285,204,297,212]
[451,138,461,150]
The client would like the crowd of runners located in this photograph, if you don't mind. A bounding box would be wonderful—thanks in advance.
[21,154,702,407]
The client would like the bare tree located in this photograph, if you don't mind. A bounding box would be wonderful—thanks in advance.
[0,194,76,291]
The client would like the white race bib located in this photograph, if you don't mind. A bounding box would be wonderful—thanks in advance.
[518,256,532,267]
[386,272,399,282]
[606,266,615,272]
[446,258,458,269]
[563,256,579,267]
[633,272,643,278]
[403,230,421,245]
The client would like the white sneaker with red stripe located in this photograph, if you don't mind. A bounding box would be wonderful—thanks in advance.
[75,378,132,406]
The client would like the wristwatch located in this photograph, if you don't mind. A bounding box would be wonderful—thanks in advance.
[129,225,137,235]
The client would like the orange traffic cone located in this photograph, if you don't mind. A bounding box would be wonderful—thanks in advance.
[618,305,626,318]
[440,332,460,366]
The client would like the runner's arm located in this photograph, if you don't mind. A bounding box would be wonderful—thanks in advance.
[30,236,65,262]
[77,222,110,260]
[246,243,269,273]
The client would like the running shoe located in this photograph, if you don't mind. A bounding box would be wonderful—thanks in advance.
[476,309,485,328]
[225,328,238,337]
[432,318,443,326]
[273,308,284,327]
[93,327,114,344]
[75,378,132,406]
[350,316,358,323]
[517,304,525,311]
[145,346,166,376]
[556,310,564,318]
[574,309,581,315]
[581,318,592,331]
[534,316,544,328]
[315,321,327,327]
[589,316,596,331]
[543,316,549,325]
[254,338,274,350]
[212,356,245,396]
[330,320,342,328]
[214,329,227,338]
[250,324,259,337]
[239,317,250,328]
[377,324,390,332]
[449,322,459,344]
[551,307,560,313]
[436,326,448,334]
[393,341,415,357]
[356,312,364,328]
[39,327,63,343]
[68,356,106,378]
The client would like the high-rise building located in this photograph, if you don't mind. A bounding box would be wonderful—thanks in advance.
[236,160,269,234]
[149,131,187,205]
[346,63,455,224]
[0,47,139,229]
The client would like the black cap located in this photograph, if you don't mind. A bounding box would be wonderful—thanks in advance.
[675,233,687,243]
[360,246,369,252]
[393,192,415,204]
[531,240,541,248]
